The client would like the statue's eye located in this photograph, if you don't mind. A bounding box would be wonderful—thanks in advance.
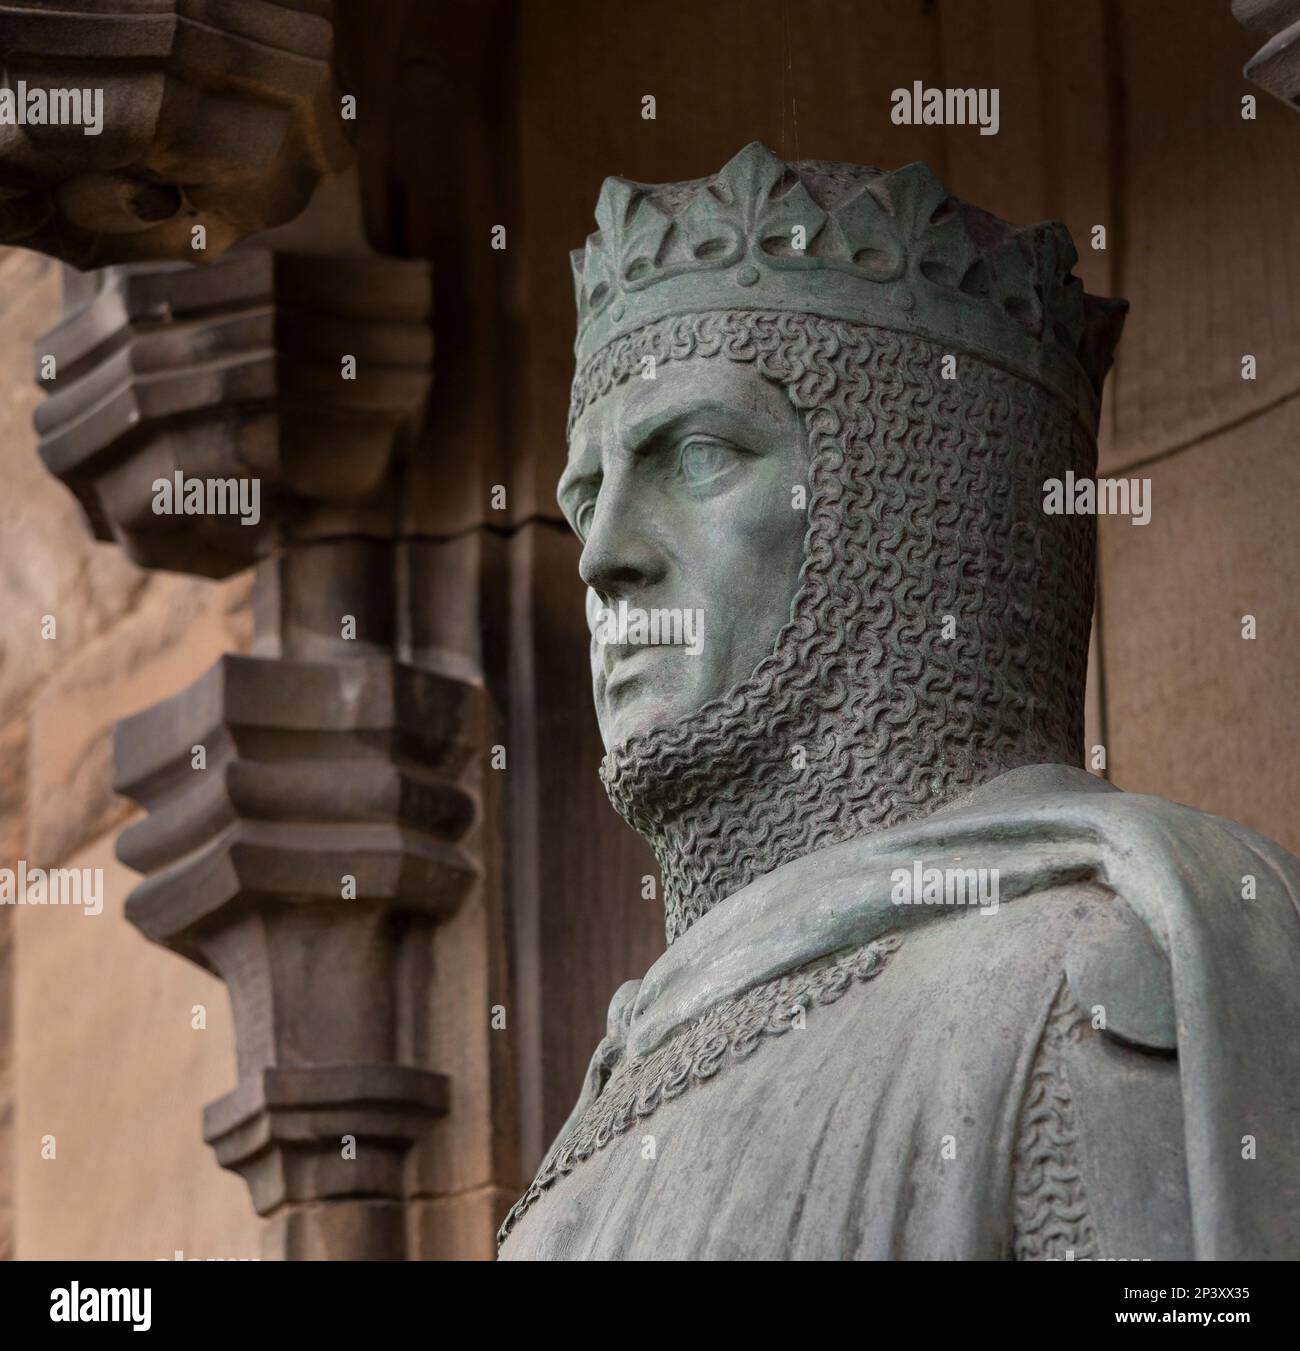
[676,437,741,488]
[574,497,596,538]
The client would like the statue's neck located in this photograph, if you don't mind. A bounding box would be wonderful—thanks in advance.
[603,739,1071,945]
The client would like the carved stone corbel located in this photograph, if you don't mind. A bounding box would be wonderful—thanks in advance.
[49,244,493,1255]
[33,248,433,577]
[33,251,482,1251]
[0,0,351,265]
[5,16,508,1245]
[114,644,487,1259]
[6,0,520,1259]
[1234,0,1300,104]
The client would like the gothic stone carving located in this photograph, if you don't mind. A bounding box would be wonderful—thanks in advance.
[115,649,486,1258]
[1234,1,1300,105]
[0,0,350,266]
[5,0,505,1262]
[34,250,433,578]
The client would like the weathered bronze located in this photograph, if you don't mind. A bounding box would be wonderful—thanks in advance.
[498,143,1300,1261]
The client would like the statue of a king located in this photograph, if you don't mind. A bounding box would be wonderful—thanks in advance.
[498,143,1300,1262]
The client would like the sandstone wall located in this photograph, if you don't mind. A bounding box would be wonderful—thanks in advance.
[0,248,260,1257]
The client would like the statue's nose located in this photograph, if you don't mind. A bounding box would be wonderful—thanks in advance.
[578,482,666,601]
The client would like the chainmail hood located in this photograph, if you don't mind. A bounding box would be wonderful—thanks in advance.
[576,309,1105,942]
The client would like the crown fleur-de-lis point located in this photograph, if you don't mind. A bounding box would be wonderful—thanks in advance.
[594,177,640,241]
[916,208,980,288]
[678,185,744,267]
[711,141,786,222]
[876,161,950,241]
[756,174,828,260]
[618,194,674,286]
[575,231,614,316]
[829,187,906,281]
[1028,225,1085,339]
[985,231,1050,334]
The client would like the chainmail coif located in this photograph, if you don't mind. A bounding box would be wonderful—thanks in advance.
[572,309,1097,943]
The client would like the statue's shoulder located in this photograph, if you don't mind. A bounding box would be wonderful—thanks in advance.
[1041,779,1300,1053]
[1073,779,1298,869]
[914,769,1300,1054]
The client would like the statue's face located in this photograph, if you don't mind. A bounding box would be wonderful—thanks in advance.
[559,355,809,750]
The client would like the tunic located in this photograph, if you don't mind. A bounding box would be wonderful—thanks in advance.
[500,765,1300,1261]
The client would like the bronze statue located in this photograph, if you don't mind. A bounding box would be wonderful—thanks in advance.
[498,143,1300,1261]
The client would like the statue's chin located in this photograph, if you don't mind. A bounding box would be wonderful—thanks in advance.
[599,704,672,777]
[599,712,663,757]
[599,688,714,759]
[598,660,758,771]
[597,688,684,755]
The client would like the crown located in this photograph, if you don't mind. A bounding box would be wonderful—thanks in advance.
[571,142,1126,425]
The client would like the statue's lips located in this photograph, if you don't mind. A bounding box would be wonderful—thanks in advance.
[602,645,676,700]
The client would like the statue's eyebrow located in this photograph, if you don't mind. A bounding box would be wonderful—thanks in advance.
[623,401,762,455]
[557,398,766,528]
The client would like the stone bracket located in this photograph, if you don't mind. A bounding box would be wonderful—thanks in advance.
[1235,0,1300,105]
[0,0,352,265]
[204,1063,450,1215]
[34,250,434,578]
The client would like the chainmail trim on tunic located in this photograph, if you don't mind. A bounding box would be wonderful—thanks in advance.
[497,933,903,1247]
[1011,979,1099,1260]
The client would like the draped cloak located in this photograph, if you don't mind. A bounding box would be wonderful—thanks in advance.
[498,765,1300,1261]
